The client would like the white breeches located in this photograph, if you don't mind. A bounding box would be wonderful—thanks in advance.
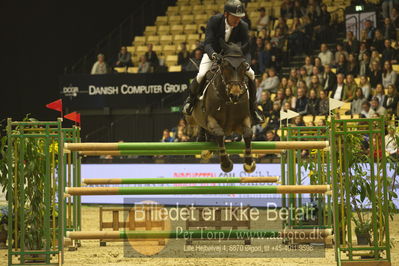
[196,53,255,83]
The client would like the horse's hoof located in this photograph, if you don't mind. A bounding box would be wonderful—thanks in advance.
[243,161,256,173]
[201,150,213,160]
[221,160,233,173]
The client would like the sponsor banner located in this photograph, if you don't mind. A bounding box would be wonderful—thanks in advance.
[79,163,399,208]
[60,72,196,109]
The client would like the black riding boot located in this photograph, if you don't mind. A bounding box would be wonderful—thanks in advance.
[247,79,265,125]
[182,79,201,115]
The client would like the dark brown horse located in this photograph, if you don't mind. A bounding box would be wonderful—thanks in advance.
[186,42,255,173]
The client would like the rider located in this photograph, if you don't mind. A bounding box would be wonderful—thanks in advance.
[182,0,265,125]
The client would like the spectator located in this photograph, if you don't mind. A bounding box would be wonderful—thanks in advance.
[347,53,359,76]
[322,64,337,93]
[259,41,273,73]
[294,115,306,126]
[171,118,187,136]
[383,17,397,41]
[391,7,399,28]
[306,89,320,116]
[312,65,324,85]
[303,56,314,76]
[309,75,323,95]
[358,42,370,61]
[271,28,285,50]
[293,0,306,18]
[278,77,288,91]
[382,60,397,87]
[383,84,399,115]
[161,129,174,142]
[174,130,189,142]
[359,52,371,77]
[288,68,299,83]
[185,49,203,72]
[370,60,383,89]
[287,78,298,96]
[91,53,108,74]
[283,101,293,112]
[344,31,360,55]
[318,43,334,65]
[274,17,289,36]
[297,80,308,95]
[283,87,297,109]
[369,97,387,116]
[258,91,273,117]
[314,57,324,73]
[287,18,306,56]
[374,84,386,104]
[370,50,382,68]
[144,44,159,71]
[296,87,308,115]
[318,90,329,115]
[251,37,264,62]
[363,20,376,42]
[256,7,270,31]
[331,73,346,101]
[273,89,286,106]
[359,75,371,100]
[351,88,366,115]
[335,43,348,63]
[281,0,294,19]
[335,53,347,75]
[115,46,132,68]
[265,130,280,141]
[138,55,150,73]
[344,74,358,102]
[178,42,190,67]
[298,67,311,88]
[260,68,280,92]
[371,30,385,53]
[361,101,372,118]
[382,39,397,63]
[383,0,398,19]
[385,126,398,159]
[265,102,281,131]
[316,4,331,44]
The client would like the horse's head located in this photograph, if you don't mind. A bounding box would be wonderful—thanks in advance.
[219,41,249,104]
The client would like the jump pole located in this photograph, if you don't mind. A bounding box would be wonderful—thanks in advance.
[79,149,284,156]
[82,176,280,185]
[65,185,331,195]
[66,228,333,240]
[65,141,329,151]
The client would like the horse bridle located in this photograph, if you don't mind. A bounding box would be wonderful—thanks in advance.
[216,57,249,104]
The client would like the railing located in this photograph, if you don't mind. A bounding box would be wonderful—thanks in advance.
[65,0,176,74]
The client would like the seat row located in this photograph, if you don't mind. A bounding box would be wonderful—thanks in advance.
[133,34,204,46]
[144,24,205,36]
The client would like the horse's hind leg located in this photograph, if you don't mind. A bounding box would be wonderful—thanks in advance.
[242,121,256,173]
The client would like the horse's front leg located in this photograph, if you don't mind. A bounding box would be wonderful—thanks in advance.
[207,116,233,173]
[242,118,256,173]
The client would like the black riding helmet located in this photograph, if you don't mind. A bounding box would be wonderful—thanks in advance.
[224,0,246,18]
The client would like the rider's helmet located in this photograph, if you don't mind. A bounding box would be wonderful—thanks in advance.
[224,0,246,18]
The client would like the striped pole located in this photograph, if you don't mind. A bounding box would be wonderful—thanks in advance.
[65,185,331,195]
[66,229,333,240]
[65,141,329,151]
[78,149,284,156]
[82,176,280,185]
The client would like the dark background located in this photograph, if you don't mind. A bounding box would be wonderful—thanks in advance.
[0,0,147,123]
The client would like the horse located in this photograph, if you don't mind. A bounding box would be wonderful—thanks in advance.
[185,41,256,173]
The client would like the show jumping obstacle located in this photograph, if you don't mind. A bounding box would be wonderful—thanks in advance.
[65,141,329,151]
[66,228,333,240]
[66,185,331,195]
[78,149,284,156]
[82,176,280,184]
[6,117,393,266]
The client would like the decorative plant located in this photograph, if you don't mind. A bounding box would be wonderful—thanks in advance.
[0,116,59,251]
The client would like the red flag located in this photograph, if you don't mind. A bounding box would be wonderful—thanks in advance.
[46,99,63,112]
[64,112,81,125]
